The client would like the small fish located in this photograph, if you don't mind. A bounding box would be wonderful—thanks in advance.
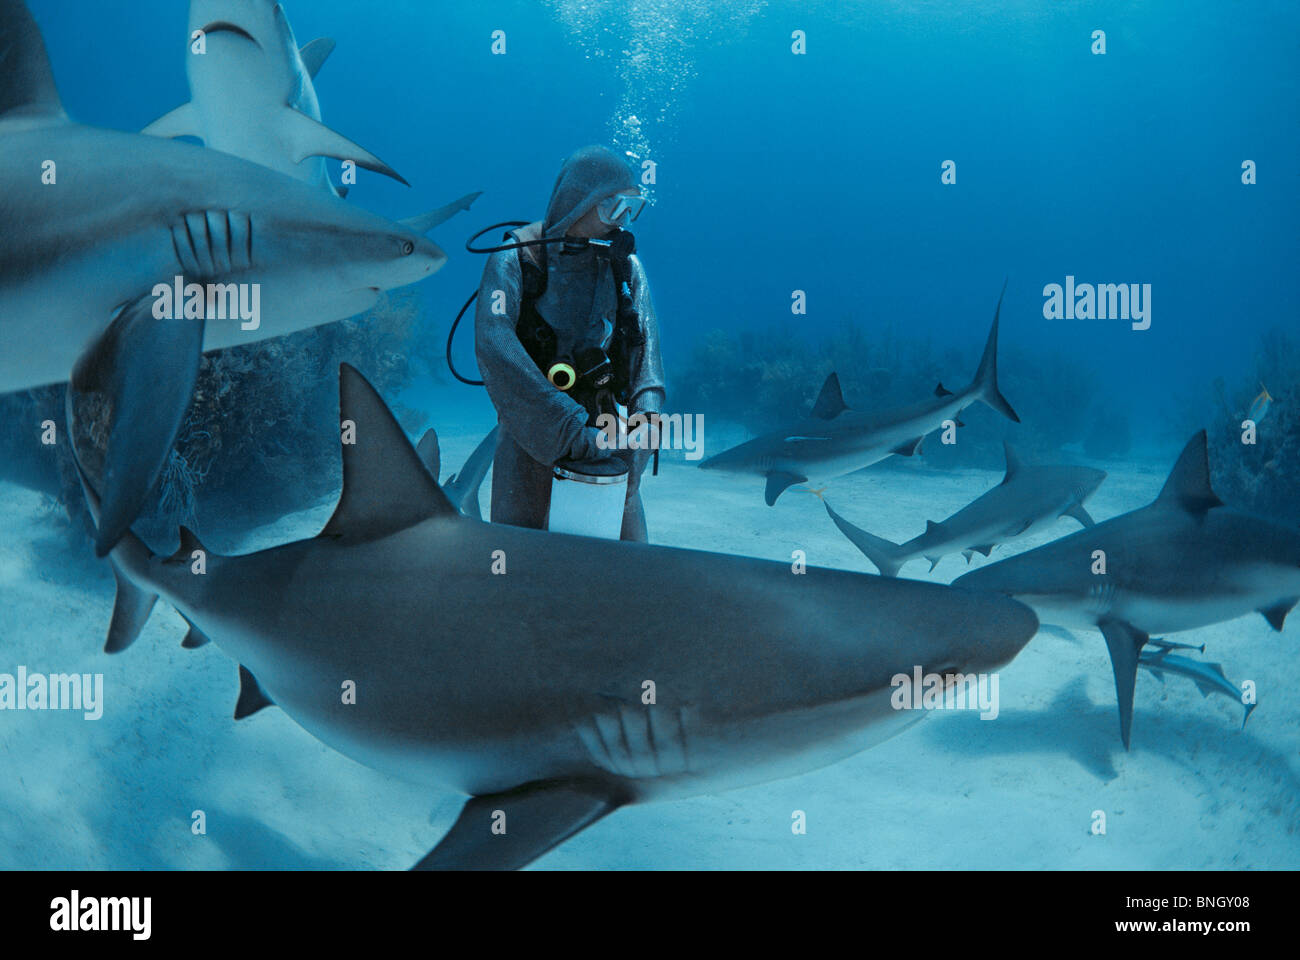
[1139,648,1255,727]
[1147,637,1206,654]
[1248,383,1272,424]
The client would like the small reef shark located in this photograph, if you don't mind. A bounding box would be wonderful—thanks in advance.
[954,431,1298,747]
[417,426,499,520]
[80,363,1039,870]
[0,0,446,554]
[145,0,403,192]
[698,283,1021,505]
[143,0,481,231]
[825,442,1106,577]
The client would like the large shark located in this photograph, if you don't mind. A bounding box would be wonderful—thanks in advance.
[825,442,1106,577]
[0,0,445,553]
[954,431,1298,747]
[80,363,1040,870]
[143,0,482,232]
[698,283,1021,505]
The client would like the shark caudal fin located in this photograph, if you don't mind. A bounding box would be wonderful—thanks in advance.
[970,279,1020,424]
[444,426,499,521]
[823,501,909,578]
[70,453,159,653]
[0,0,67,124]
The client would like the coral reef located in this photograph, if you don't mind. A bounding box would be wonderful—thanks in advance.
[1207,327,1299,519]
[0,292,424,548]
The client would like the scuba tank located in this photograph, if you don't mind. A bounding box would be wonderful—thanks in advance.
[548,455,629,540]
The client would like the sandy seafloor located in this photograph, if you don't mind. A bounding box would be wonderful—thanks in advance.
[1,404,1297,871]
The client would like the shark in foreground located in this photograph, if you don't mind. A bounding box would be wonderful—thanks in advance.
[698,283,1020,505]
[81,363,1039,870]
[954,431,1295,747]
[143,0,481,228]
[0,0,445,553]
[826,442,1106,577]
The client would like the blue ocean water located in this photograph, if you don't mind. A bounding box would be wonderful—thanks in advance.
[34,0,1298,443]
[2,0,1297,871]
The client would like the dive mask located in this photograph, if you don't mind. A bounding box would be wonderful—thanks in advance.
[596,193,648,228]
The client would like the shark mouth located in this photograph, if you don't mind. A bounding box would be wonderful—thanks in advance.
[198,21,261,48]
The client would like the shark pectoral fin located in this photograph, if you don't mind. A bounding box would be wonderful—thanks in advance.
[1098,619,1150,750]
[141,102,200,140]
[413,780,627,871]
[891,436,924,457]
[1258,598,1298,632]
[69,294,205,557]
[298,37,337,78]
[1061,502,1096,527]
[401,192,485,235]
[927,556,944,571]
[415,428,441,481]
[764,471,807,506]
[971,544,996,557]
[234,665,275,720]
[811,373,849,419]
[105,564,158,654]
[279,109,410,186]
[934,382,954,398]
[322,365,458,541]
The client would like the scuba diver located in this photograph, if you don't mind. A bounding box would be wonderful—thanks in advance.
[470,145,665,541]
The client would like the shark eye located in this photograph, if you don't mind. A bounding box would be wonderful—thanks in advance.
[400,239,415,256]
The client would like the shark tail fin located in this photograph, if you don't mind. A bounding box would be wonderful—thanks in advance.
[71,453,158,653]
[971,279,1020,424]
[823,501,908,578]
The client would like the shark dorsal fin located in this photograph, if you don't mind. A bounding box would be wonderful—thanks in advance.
[1156,431,1223,516]
[322,364,457,541]
[234,665,275,720]
[811,373,848,420]
[167,526,209,564]
[0,0,66,123]
[1001,440,1021,483]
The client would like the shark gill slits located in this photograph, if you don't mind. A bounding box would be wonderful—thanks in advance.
[206,210,232,274]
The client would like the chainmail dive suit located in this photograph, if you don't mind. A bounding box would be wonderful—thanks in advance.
[474,146,665,541]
